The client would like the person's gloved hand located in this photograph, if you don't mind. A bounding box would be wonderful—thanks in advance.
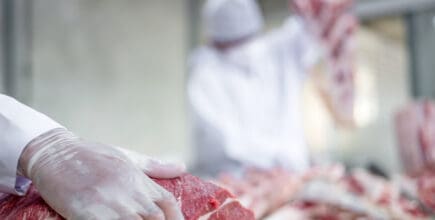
[18,128,185,220]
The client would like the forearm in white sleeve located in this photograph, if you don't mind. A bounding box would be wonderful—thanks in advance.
[0,94,62,195]
[268,16,322,74]
[286,16,322,71]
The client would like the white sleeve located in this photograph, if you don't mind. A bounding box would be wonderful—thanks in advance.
[288,17,322,71]
[267,16,322,75]
[0,94,63,195]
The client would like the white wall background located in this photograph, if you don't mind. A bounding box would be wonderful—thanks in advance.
[30,0,191,162]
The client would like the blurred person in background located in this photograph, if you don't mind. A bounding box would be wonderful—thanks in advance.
[188,0,357,176]
[0,94,185,219]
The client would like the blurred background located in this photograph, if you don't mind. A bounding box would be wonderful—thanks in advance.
[1,0,435,174]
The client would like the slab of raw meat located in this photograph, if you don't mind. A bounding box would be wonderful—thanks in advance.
[0,174,254,220]
[418,171,435,211]
[0,186,62,220]
[395,101,435,175]
[208,201,256,220]
[153,174,254,220]
[217,168,301,219]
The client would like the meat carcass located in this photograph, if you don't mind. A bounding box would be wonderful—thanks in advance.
[395,101,435,176]
[154,174,254,220]
[418,171,435,211]
[217,168,301,219]
[0,174,254,220]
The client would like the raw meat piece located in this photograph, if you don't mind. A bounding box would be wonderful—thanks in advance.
[0,186,62,220]
[220,166,432,219]
[217,168,301,219]
[153,174,254,220]
[0,174,254,220]
[395,101,435,175]
[418,171,435,211]
[208,201,256,220]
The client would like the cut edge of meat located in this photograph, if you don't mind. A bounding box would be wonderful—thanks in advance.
[205,199,255,220]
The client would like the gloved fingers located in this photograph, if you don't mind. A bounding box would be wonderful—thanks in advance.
[114,205,154,220]
[134,196,166,220]
[153,190,184,220]
[115,146,186,179]
[103,195,164,220]
[70,204,142,220]
[135,179,183,220]
[118,215,143,220]
[141,158,186,179]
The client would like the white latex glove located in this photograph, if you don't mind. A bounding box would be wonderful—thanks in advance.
[18,128,185,220]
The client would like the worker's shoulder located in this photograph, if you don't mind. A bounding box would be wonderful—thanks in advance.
[187,47,228,88]
[188,46,222,78]
[189,46,219,68]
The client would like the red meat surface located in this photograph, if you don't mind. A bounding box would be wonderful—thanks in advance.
[153,174,254,220]
[0,174,254,220]
[0,186,61,220]
[208,201,255,220]
[418,172,435,211]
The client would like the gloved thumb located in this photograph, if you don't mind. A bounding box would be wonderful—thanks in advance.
[116,147,186,179]
[140,158,186,179]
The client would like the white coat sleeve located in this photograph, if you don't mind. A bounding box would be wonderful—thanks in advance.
[267,16,322,78]
[0,94,63,195]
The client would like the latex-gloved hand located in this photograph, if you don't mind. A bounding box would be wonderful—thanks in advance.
[18,128,185,220]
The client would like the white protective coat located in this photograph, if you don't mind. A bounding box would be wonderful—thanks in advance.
[0,94,62,195]
[188,17,320,175]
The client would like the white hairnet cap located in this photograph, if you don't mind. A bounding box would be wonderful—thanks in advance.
[203,0,264,43]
